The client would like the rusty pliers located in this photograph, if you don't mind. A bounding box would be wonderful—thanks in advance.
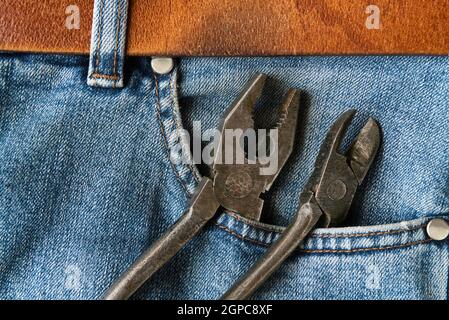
[222,109,381,300]
[103,73,300,299]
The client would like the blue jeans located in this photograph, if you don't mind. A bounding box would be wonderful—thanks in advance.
[0,53,447,299]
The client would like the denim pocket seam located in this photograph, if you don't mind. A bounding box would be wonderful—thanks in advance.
[215,213,448,252]
[214,221,434,253]
[309,225,426,238]
[299,239,433,254]
[214,222,433,253]
[167,71,201,185]
[153,73,190,195]
[225,210,428,238]
[153,70,199,195]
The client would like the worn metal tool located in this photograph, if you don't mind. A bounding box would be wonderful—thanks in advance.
[102,73,300,299]
[222,109,381,300]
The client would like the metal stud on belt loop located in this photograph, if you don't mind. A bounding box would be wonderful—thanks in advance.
[151,57,174,75]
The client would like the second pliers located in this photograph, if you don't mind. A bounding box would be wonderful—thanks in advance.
[222,108,380,299]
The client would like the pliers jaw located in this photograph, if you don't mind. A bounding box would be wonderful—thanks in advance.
[215,73,266,134]
[300,110,381,227]
[263,88,300,190]
[213,73,300,221]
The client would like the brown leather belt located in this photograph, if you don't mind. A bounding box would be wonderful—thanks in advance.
[1,0,448,56]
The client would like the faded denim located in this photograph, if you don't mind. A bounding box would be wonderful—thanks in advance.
[0,53,447,299]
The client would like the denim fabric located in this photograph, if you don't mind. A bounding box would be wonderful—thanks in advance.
[0,53,448,299]
[87,0,129,88]
[177,57,449,226]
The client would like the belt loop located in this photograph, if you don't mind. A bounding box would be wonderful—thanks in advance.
[87,0,129,88]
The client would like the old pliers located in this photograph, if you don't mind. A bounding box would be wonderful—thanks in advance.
[103,73,300,299]
[222,109,381,300]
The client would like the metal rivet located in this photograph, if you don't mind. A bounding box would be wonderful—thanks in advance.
[151,57,174,74]
[426,219,449,241]
[327,179,347,200]
[225,172,253,199]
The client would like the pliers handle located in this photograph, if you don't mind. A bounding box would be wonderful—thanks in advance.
[103,178,219,300]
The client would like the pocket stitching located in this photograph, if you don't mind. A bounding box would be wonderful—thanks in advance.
[226,210,429,238]
[215,222,435,253]
[153,72,191,195]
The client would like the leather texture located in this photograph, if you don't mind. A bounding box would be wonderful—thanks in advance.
[0,0,448,56]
